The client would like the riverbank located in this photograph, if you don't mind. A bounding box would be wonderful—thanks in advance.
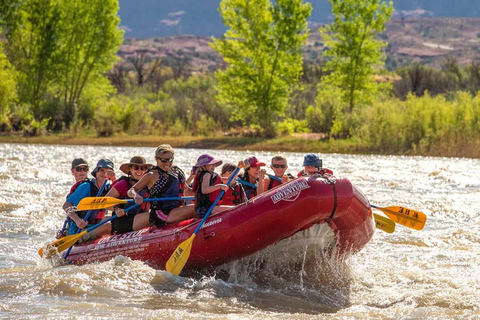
[1,132,479,158]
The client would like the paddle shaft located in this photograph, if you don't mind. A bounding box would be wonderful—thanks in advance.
[193,167,241,235]
[77,196,194,210]
[165,167,241,275]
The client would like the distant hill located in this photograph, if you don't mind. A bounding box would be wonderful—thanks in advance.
[118,0,480,38]
[119,18,480,71]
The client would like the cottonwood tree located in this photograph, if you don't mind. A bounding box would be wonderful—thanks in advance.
[0,0,123,127]
[55,0,123,126]
[319,0,393,136]
[211,0,311,137]
[0,30,17,127]
[0,0,61,118]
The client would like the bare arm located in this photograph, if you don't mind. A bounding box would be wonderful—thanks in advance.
[257,169,266,194]
[201,172,228,194]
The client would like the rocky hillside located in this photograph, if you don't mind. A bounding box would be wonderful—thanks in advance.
[118,0,480,38]
[118,17,480,72]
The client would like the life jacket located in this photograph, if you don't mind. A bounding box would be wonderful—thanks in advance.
[267,173,294,190]
[297,168,334,178]
[222,182,245,206]
[75,179,109,224]
[113,176,149,214]
[240,172,257,199]
[67,180,84,198]
[149,166,185,213]
[192,171,222,209]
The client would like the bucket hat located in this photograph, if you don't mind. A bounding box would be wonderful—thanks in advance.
[303,154,322,168]
[196,154,223,167]
[91,158,114,177]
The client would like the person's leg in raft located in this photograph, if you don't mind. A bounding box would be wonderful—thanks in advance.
[132,211,150,230]
[166,205,197,223]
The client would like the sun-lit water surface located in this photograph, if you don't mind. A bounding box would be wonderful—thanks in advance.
[0,143,479,319]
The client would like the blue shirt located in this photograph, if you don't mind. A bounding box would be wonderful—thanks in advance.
[66,179,95,206]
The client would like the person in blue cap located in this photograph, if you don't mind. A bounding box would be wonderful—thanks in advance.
[62,158,115,235]
[297,154,333,177]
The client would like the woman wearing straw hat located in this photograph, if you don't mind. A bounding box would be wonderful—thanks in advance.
[106,156,153,234]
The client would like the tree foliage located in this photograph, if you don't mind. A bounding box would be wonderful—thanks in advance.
[0,0,123,128]
[319,0,393,135]
[0,29,17,127]
[211,0,311,136]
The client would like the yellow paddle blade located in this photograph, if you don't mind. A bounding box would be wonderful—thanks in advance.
[165,234,196,276]
[373,213,395,233]
[77,197,128,210]
[38,230,87,258]
[373,205,426,230]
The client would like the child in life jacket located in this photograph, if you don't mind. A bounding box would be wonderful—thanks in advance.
[192,154,229,218]
[219,162,246,206]
[297,153,333,177]
[257,154,294,194]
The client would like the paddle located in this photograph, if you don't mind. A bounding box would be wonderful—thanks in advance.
[371,204,426,230]
[77,196,194,211]
[237,178,256,189]
[166,167,241,275]
[38,204,140,258]
[373,213,395,233]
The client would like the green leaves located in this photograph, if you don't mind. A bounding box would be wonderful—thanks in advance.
[211,0,311,136]
[319,0,393,136]
[0,0,123,129]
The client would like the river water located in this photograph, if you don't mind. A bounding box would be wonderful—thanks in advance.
[0,143,479,319]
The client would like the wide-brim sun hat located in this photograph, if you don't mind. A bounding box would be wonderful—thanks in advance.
[91,158,114,177]
[243,156,266,170]
[196,154,223,167]
[119,156,153,174]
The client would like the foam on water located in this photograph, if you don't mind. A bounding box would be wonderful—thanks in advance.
[1,143,479,319]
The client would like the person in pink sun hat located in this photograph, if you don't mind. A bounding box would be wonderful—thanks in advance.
[192,154,229,218]
[238,156,266,200]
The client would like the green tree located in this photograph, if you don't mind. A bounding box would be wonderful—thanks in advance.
[0,0,61,118]
[0,28,17,127]
[54,0,123,126]
[211,0,311,136]
[0,0,123,128]
[319,0,393,135]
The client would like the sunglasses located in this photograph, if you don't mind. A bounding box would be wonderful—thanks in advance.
[131,165,149,171]
[272,164,287,169]
[74,166,89,172]
[156,157,174,163]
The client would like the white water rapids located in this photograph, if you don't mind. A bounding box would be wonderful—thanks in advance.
[0,143,479,319]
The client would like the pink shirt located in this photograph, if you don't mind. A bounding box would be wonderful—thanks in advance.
[111,178,129,197]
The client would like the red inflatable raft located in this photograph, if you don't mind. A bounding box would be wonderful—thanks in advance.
[66,176,375,270]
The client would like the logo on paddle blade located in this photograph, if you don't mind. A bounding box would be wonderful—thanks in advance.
[271,179,310,204]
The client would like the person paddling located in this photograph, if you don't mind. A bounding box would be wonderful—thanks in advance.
[108,156,152,234]
[238,156,266,199]
[219,162,246,206]
[128,144,196,227]
[56,158,90,239]
[191,154,229,217]
[257,154,294,194]
[297,153,333,177]
[62,159,115,235]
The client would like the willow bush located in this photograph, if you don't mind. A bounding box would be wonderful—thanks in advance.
[354,92,480,153]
